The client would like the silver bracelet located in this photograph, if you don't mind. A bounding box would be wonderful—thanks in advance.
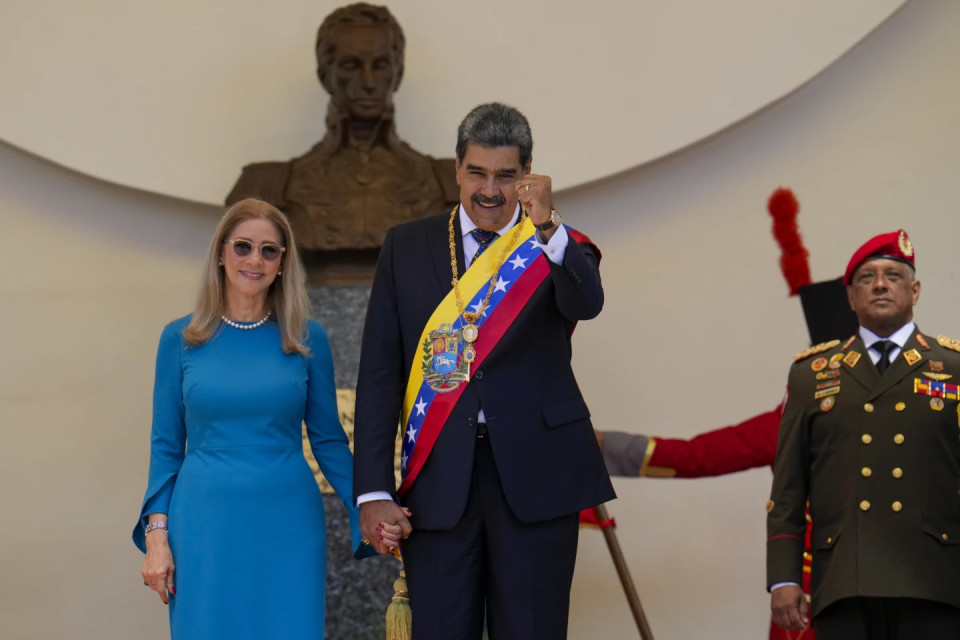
[144,521,168,534]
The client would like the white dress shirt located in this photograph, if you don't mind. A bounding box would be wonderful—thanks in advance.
[860,321,916,367]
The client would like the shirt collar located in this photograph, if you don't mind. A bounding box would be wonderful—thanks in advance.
[859,321,916,350]
[458,204,521,238]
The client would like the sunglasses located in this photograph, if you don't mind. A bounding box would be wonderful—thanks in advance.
[224,238,286,262]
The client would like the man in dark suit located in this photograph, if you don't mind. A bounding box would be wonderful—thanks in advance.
[353,102,614,639]
[767,229,960,639]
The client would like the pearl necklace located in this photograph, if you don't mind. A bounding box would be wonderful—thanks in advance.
[221,311,271,330]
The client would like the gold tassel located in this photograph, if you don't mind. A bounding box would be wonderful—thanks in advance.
[385,568,412,640]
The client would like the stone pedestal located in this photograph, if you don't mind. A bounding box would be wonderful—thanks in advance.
[308,284,401,640]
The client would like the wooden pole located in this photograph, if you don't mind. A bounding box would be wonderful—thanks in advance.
[593,504,654,640]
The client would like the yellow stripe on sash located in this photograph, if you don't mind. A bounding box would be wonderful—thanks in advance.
[401,217,537,422]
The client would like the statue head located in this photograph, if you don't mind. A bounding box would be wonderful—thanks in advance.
[315,3,405,123]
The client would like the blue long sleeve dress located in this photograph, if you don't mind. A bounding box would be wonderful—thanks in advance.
[133,315,370,639]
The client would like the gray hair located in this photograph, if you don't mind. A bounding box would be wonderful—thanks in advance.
[456,103,533,167]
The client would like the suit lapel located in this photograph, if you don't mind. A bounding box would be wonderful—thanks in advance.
[427,208,463,295]
[867,332,927,401]
[842,335,878,392]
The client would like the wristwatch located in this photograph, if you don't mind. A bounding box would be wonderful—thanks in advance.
[534,209,562,231]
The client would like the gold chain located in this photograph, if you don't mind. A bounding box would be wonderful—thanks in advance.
[448,205,528,324]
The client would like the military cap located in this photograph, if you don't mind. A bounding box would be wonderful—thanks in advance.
[843,229,915,285]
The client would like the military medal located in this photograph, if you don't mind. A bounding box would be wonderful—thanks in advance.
[931,397,944,411]
[843,351,862,368]
[914,377,960,400]
[902,348,922,366]
[815,387,841,399]
[828,353,844,370]
[820,396,835,412]
[812,357,828,372]
[816,370,841,380]
[462,323,479,343]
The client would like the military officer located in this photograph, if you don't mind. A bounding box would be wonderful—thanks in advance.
[767,229,960,639]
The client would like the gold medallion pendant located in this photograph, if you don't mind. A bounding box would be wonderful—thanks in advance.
[447,205,527,363]
[462,323,479,343]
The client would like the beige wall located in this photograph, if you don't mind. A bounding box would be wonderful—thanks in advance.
[2,0,959,638]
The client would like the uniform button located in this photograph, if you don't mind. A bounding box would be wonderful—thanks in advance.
[892,468,903,479]
[864,403,874,413]
[943,533,950,542]
[894,434,905,444]
[826,537,833,545]
[467,417,476,427]
[895,402,906,411]
[862,434,873,444]
[892,501,903,512]
[861,467,872,478]
[860,500,871,511]
[474,370,484,380]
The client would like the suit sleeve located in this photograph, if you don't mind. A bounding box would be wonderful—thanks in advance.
[602,409,779,478]
[547,234,603,322]
[766,363,811,590]
[353,229,405,498]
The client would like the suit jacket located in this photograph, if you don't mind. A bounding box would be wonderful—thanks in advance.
[767,329,960,617]
[353,212,615,530]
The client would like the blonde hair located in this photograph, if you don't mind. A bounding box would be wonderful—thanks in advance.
[183,199,312,355]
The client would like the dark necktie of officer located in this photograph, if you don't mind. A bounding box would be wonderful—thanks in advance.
[470,228,499,260]
[873,340,896,375]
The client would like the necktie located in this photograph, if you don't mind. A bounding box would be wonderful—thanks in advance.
[470,229,499,261]
[873,340,896,375]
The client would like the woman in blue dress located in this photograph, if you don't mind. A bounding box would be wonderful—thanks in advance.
[133,199,380,638]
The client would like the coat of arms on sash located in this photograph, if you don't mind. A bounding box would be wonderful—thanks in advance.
[421,324,470,392]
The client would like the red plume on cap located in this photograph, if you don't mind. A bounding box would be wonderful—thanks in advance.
[768,187,811,296]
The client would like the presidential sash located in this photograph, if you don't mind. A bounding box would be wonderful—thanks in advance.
[397,218,597,495]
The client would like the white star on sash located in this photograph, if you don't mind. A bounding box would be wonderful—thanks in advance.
[401,453,409,470]
[509,254,528,270]
[415,397,427,416]
[494,277,510,293]
[529,238,545,250]
[470,301,488,316]
[406,424,418,443]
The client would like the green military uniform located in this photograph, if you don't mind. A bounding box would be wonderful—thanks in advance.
[767,329,960,619]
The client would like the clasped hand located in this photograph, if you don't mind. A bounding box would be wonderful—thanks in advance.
[360,500,412,556]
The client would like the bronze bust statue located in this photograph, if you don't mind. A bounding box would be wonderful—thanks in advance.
[226,3,458,281]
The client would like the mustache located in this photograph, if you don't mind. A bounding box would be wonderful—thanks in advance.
[473,194,506,207]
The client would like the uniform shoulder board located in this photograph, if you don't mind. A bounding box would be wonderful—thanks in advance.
[937,335,960,353]
[794,339,841,362]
